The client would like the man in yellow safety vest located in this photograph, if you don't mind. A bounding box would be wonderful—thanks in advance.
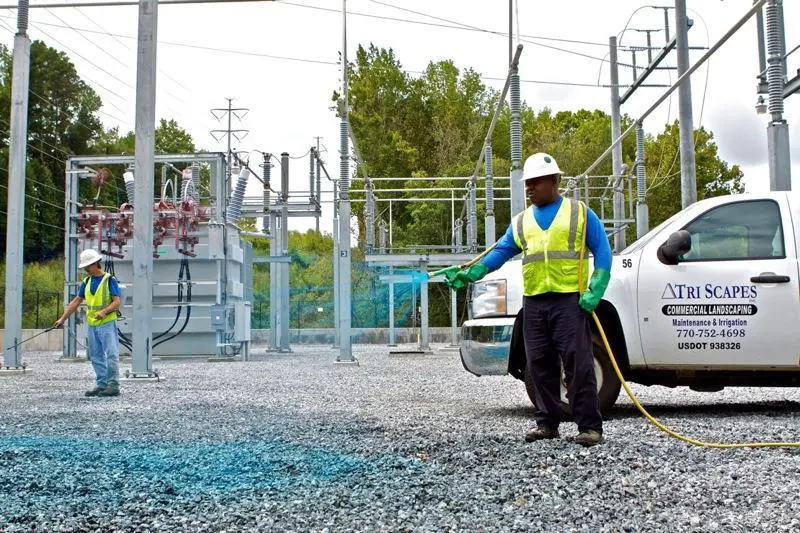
[55,248,122,397]
[446,153,612,446]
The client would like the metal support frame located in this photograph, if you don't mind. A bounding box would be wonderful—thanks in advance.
[675,0,698,208]
[2,0,31,371]
[276,153,291,351]
[131,0,158,377]
[337,0,355,364]
[765,0,792,191]
[609,36,626,252]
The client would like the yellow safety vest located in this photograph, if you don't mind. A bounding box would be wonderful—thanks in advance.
[511,197,588,297]
[84,273,117,327]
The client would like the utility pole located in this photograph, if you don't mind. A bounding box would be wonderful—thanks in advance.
[764,0,791,191]
[278,152,291,351]
[675,0,697,208]
[337,0,356,364]
[2,0,31,372]
[210,98,249,196]
[130,0,158,378]
[609,36,625,252]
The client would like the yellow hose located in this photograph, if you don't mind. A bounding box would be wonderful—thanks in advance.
[591,312,800,448]
[574,201,800,448]
[459,200,800,447]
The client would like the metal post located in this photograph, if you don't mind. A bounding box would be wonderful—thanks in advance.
[675,0,698,207]
[388,276,396,347]
[279,152,291,351]
[131,0,158,377]
[315,148,322,233]
[62,159,79,360]
[484,143,495,246]
[449,288,458,347]
[268,220,277,350]
[365,181,374,253]
[509,65,525,216]
[419,270,429,351]
[337,0,355,363]
[609,36,625,252]
[2,0,30,370]
[766,0,791,191]
[332,180,340,348]
[756,1,768,93]
[379,221,386,253]
[635,123,650,238]
[309,147,315,206]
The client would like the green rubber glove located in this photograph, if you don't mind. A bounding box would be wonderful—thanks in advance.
[579,268,610,313]
[447,263,489,291]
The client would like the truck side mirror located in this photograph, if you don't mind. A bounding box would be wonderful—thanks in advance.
[657,230,692,265]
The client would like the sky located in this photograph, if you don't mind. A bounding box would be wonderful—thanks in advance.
[0,0,798,239]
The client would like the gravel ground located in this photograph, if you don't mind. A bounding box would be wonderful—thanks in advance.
[2,344,800,532]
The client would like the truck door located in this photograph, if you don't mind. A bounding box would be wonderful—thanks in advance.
[637,197,800,368]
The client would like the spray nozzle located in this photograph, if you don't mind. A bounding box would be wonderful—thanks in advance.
[427,265,461,280]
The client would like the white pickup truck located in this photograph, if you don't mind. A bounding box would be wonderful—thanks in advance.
[459,192,800,415]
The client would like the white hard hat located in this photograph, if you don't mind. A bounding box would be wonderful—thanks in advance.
[78,248,103,269]
[522,152,562,182]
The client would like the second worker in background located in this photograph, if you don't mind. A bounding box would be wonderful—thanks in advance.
[446,153,612,446]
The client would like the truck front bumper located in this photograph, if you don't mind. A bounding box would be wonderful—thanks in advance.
[459,317,516,376]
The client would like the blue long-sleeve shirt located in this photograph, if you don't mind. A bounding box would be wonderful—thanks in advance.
[480,197,612,273]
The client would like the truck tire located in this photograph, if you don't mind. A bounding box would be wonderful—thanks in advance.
[523,333,621,418]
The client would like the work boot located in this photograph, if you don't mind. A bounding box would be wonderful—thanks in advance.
[98,386,120,397]
[524,426,559,442]
[570,430,603,447]
[84,386,105,397]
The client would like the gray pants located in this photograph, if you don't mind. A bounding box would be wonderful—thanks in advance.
[523,292,602,433]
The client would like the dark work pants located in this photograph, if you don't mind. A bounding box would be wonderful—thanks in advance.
[523,292,602,433]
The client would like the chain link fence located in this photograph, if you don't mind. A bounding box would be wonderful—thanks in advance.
[0,286,64,329]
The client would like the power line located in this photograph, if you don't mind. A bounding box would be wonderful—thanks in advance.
[0,15,339,65]
[0,125,69,167]
[0,208,66,233]
[0,21,130,116]
[0,182,65,212]
[0,117,74,161]
[294,0,616,48]
[36,9,191,123]
[31,21,134,90]
[0,14,616,89]
[71,6,193,94]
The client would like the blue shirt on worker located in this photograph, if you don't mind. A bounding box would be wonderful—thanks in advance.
[480,197,613,273]
[78,274,121,299]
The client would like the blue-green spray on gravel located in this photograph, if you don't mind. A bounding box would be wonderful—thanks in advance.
[0,435,419,499]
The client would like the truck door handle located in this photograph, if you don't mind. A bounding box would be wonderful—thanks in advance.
[750,274,790,283]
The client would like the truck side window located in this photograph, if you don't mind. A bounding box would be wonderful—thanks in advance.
[680,200,784,262]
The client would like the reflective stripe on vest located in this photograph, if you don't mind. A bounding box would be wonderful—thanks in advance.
[84,273,116,327]
[511,197,588,297]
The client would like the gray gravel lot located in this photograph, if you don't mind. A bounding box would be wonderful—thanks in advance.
[2,344,800,532]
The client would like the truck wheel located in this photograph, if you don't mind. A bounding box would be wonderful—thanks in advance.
[524,334,621,418]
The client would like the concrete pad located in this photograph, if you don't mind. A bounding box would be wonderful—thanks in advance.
[0,367,30,376]
[58,356,88,363]
[333,359,360,367]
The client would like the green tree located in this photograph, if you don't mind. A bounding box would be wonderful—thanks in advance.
[0,41,105,260]
[645,122,744,228]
